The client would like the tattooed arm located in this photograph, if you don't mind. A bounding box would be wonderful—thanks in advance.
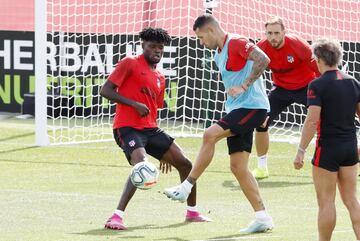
[227,46,270,97]
[243,47,270,88]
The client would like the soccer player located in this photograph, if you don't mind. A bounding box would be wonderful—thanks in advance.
[252,16,320,179]
[164,14,274,233]
[294,38,360,241]
[100,27,211,230]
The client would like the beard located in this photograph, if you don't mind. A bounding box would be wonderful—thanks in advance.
[144,54,161,65]
[271,39,284,49]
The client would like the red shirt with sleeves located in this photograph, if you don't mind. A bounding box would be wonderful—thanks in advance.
[108,54,166,129]
[257,34,320,90]
[225,35,256,71]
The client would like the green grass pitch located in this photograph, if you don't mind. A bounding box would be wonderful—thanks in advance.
[0,118,358,241]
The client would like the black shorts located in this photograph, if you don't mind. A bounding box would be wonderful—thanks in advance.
[312,139,359,172]
[113,127,174,165]
[256,85,308,132]
[217,108,267,154]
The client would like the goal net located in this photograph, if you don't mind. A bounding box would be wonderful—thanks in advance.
[37,0,360,145]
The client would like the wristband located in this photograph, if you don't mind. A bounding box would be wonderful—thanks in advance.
[298,147,306,154]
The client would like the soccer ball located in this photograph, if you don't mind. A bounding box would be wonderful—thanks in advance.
[130,161,159,190]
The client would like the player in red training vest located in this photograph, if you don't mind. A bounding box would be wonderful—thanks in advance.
[100,27,211,230]
[253,16,320,179]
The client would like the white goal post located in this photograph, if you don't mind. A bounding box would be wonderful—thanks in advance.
[35,0,49,146]
[35,0,360,145]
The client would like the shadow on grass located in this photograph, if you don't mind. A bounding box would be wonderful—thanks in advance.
[0,132,34,142]
[73,222,189,237]
[269,173,312,179]
[0,158,128,168]
[157,222,190,229]
[257,180,313,188]
[74,228,144,239]
[202,231,279,241]
[72,225,151,236]
[0,145,38,154]
[154,238,189,241]
[208,171,312,179]
[222,180,312,190]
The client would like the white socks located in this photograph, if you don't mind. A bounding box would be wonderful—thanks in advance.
[115,209,124,218]
[255,210,272,222]
[187,205,198,212]
[257,155,268,169]
[182,179,194,194]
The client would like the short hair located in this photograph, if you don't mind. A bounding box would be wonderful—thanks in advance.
[193,14,218,31]
[139,27,171,44]
[265,16,285,30]
[312,38,343,66]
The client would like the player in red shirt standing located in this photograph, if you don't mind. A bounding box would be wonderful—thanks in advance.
[252,16,320,179]
[100,27,211,230]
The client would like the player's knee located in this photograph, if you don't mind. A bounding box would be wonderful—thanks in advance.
[342,196,359,211]
[318,198,336,210]
[129,156,147,166]
[202,129,217,144]
[129,149,147,165]
[230,161,246,175]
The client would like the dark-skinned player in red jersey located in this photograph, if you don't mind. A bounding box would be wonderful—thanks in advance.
[252,16,321,179]
[100,27,211,230]
[294,38,360,241]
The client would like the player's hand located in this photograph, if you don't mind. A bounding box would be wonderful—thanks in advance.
[159,161,172,174]
[133,102,150,117]
[294,151,305,170]
[227,85,246,97]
